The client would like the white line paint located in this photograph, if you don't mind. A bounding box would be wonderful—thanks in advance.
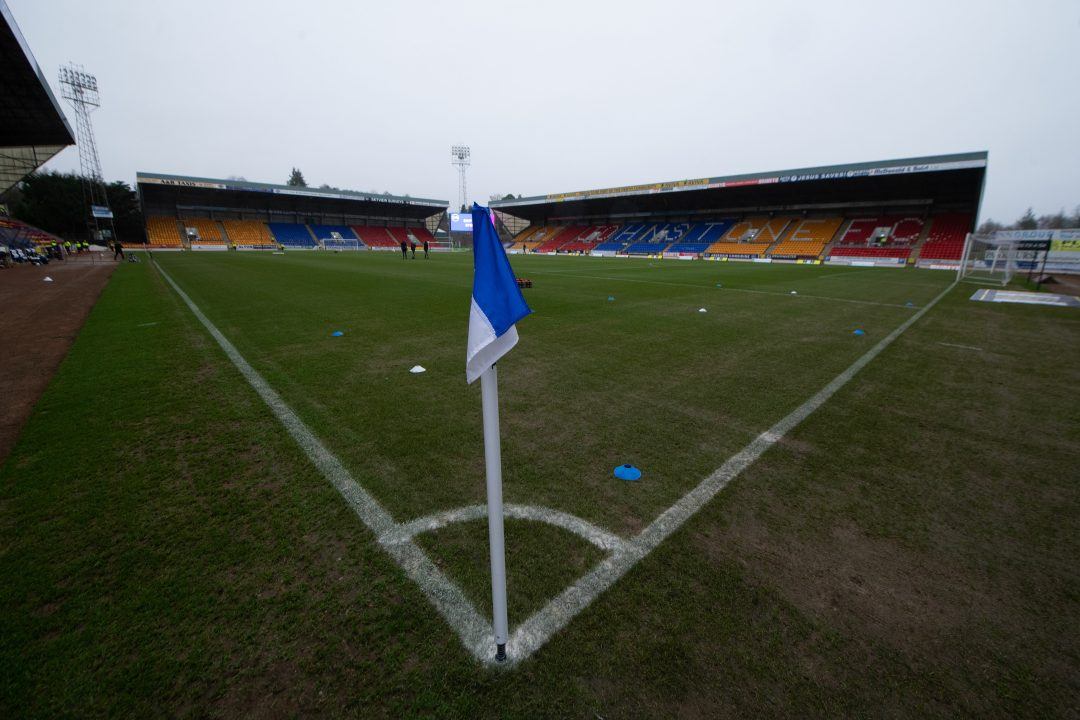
[937,342,984,352]
[152,261,496,661]
[501,280,957,664]
[388,504,628,553]
[156,256,955,668]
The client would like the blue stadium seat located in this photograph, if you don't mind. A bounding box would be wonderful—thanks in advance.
[667,220,735,253]
[268,223,316,247]
[310,224,358,241]
[624,243,664,254]
[665,242,711,254]
[601,223,645,251]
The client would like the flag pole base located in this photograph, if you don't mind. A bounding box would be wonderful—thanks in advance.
[495,644,506,662]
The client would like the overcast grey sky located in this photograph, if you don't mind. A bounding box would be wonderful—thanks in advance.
[10,0,1080,222]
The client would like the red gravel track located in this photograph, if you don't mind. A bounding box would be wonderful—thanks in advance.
[0,256,116,465]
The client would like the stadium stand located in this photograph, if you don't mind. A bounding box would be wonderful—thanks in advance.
[769,217,843,258]
[510,225,559,252]
[352,225,397,249]
[146,216,185,248]
[387,226,439,247]
[410,226,436,244]
[0,216,62,247]
[385,226,414,246]
[534,225,587,253]
[268,222,317,247]
[310,224,359,242]
[666,221,734,254]
[221,219,276,247]
[837,216,923,245]
[625,222,680,254]
[829,246,911,259]
[706,217,791,256]
[596,224,645,252]
[918,214,972,261]
[561,225,617,253]
[829,216,925,260]
[181,217,226,244]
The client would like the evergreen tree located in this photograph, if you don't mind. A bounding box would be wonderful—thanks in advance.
[287,168,307,187]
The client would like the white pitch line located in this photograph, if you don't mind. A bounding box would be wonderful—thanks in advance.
[156,256,956,669]
[388,504,628,553]
[937,341,984,352]
[153,260,496,662]
[502,280,958,664]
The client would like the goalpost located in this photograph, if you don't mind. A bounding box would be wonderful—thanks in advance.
[323,234,361,251]
[958,233,1018,286]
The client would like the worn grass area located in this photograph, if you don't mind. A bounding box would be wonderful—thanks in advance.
[1,252,1077,717]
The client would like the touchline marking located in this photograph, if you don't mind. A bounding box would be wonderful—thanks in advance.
[153,261,495,661]
[500,279,958,664]
[156,256,954,668]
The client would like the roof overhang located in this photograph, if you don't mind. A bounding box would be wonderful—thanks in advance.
[137,172,449,220]
[0,0,75,193]
[490,152,988,222]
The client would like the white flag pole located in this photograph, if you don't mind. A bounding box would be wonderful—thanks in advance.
[480,364,509,661]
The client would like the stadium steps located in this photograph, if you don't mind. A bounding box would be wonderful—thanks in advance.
[820,219,848,258]
[821,218,856,258]
[762,219,796,257]
[908,219,933,261]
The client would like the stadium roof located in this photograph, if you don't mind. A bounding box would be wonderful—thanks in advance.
[0,0,75,195]
[137,172,448,220]
[490,152,988,222]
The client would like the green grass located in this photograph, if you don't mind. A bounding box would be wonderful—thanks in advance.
[1,251,1077,717]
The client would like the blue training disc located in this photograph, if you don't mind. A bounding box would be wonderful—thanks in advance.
[331,330,344,337]
[853,328,865,336]
[614,464,642,481]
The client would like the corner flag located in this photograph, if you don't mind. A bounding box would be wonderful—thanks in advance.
[465,202,530,662]
[466,203,531,384]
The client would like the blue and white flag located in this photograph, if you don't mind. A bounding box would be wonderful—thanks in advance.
[466,203,531,384]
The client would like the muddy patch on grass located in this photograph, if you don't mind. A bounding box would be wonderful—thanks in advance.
[697,513,982,656]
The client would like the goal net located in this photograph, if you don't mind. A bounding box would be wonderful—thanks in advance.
[958,233,1018,286]
[323,238,361,251]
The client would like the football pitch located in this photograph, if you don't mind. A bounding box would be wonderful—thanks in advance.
[2,251,1078,717]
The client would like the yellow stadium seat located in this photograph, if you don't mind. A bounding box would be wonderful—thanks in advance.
[181,217,226,244]
[145,216,184,247]
[221,220,276,247]
[769,217,843,258]
[706,217,794,256]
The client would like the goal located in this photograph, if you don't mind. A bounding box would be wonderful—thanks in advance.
[323,238,361,251]
[958,233,1018,286]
